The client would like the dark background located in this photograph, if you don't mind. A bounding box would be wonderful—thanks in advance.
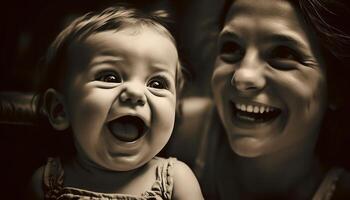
[1,0,350,199]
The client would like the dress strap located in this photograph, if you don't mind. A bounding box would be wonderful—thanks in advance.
[143,157,176,200]
[312,167,344,200]
[43,157,64,199]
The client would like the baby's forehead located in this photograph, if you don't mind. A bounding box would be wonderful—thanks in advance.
[68,25,176,53]
[74,23,174,46]
[65,26,178,73]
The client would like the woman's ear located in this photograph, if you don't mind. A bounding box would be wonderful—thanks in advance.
[43,88,69,130]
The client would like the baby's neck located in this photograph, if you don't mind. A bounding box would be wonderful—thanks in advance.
[62,156,153,194]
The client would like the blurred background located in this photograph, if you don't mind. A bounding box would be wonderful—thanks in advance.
[1,0,350,198]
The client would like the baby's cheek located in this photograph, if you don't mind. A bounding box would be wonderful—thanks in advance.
[68,93,110,135]
[149,96,176,133]
[71,100,101,122]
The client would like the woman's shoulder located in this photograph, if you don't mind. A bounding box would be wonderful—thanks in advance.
[333,168,350,199]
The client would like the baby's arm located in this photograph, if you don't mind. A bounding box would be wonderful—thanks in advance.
[172,160,204,200]
[27,166,45,200]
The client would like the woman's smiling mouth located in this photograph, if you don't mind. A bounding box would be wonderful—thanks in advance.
[232,101,281,124]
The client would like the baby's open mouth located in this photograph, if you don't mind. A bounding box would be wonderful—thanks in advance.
[108,116,149,142]
[232,102,281,123]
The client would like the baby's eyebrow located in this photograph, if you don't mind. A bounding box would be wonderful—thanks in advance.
[148,64,176,78]
[90,56,123,65]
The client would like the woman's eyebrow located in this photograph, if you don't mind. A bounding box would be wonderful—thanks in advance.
[219,30,240,41]
[264,34,309,49]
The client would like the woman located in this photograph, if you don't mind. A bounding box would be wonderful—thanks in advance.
[167,0,350,199]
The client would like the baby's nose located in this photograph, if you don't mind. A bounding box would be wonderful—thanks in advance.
[119,82,146,106]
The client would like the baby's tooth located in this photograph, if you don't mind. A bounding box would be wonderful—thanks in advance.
[266,107,270,112]
[247,105,253,112]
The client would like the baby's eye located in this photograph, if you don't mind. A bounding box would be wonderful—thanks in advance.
[270,46,300,61]
[219,41,244,63]
[95,71,122,83]
[147,76,169,89]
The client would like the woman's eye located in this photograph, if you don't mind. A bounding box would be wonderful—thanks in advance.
[95,71,122,83]
[270,46,300,61]
[219,41,244,63]
[268,46,303,70]
[147,77,169,89]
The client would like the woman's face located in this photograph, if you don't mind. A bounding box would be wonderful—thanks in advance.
[212,0,327,157]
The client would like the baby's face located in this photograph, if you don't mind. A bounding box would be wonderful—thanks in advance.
[212,0,327,157]
[62,26,178,171]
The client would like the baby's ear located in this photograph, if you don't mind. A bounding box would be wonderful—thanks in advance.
[43,88,69,130]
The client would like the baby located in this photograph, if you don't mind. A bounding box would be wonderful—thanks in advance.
[29,6,203,200]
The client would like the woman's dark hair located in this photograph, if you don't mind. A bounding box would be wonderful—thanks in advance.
[293,0,350,168]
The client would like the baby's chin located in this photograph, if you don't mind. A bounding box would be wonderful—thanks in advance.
[93,153,154,172]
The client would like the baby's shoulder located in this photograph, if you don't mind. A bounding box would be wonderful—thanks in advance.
[28,165,45,200]
[28,157,65,199]
[153,157,204,199]
[149,156,179,177]
[151,157,191,175]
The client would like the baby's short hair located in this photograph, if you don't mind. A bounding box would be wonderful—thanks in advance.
[38,6,184,99]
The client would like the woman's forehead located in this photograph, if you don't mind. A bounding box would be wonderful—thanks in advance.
[222,0,316,48]
[225,0,297,23]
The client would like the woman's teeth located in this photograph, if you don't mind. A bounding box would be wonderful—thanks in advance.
[235,103,275,114]
[233,102,281,123]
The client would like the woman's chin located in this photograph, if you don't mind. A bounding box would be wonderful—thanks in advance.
[228,136,269,158]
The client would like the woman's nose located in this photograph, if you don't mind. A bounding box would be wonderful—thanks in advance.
[231,51,266,93]
[119,82,146,106]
